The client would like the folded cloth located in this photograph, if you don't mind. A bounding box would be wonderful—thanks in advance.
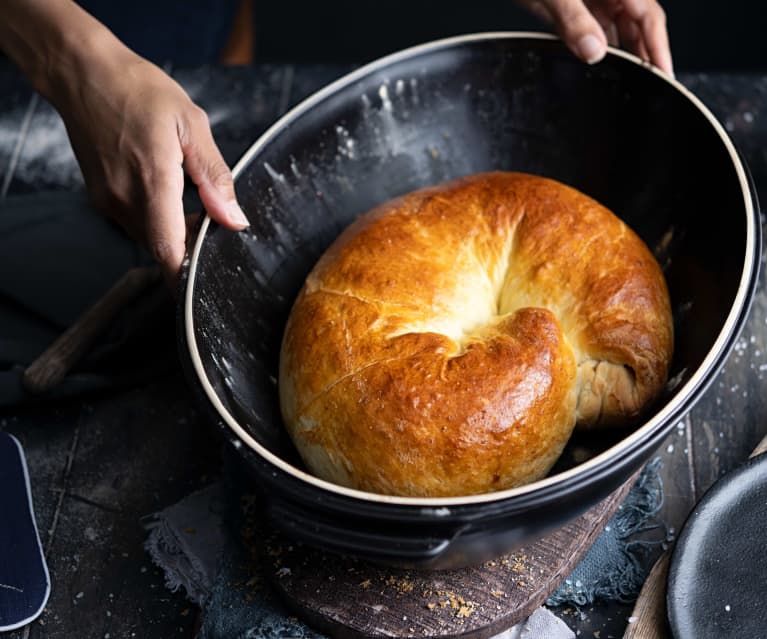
[0,192,177,407]
[143,483,229,607]
[145,458,666,639]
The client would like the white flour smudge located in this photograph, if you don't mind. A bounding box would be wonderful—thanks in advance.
[378,84,394,112]
[0,104,82,188]
[335,125,357,159]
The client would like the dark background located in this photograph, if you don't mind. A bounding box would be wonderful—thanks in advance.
[252,0,767,71]
[76,0,767,71]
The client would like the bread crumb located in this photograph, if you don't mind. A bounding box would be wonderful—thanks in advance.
[383,575,414,594]
[510,554,528,572]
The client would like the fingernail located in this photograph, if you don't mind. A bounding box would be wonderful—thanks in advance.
[667,60,676,79]
[226,201,249,227]
[578,35,604,64]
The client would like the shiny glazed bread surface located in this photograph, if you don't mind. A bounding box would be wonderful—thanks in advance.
[279,172,673,497]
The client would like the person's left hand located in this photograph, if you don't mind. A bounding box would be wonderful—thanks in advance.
[516,0,673,76]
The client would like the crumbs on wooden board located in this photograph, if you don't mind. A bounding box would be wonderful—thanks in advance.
[420,589,479,620]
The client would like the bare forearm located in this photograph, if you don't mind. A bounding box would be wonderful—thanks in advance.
[0,0,120,98]
[0,0,246,281]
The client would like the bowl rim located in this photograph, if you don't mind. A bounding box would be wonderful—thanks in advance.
[184,31,758,507]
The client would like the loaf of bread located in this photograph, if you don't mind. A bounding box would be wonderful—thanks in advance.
[279,172,673,497]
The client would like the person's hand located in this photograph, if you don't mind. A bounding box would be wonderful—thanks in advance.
[0,0,248,285]
[517,0,673,76]
[52,42,249,284]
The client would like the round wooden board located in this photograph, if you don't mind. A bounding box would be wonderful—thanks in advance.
[265,474,637,639]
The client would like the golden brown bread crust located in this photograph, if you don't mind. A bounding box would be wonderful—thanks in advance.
[279,172,673,497]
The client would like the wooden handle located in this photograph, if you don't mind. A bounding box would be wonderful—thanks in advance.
[623,430,767,638]
[748,432,767,459]
[22,266,160,394]
[623,552,670,639]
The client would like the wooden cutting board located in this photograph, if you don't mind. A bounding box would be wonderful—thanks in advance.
[264,475,636,639]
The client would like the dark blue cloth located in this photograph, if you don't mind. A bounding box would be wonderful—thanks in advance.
[76,1,241,66]
[0,433,50,632]
[0,193,176,407]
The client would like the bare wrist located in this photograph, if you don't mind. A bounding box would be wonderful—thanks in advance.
[39,23,128,104]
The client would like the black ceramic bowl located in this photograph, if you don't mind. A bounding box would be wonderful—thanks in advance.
[180,33,760,569]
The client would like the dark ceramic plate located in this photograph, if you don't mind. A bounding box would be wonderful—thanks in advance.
[668,453,767,638]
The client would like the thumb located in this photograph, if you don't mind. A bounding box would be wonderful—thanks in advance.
[540,0,609,64]
[180,106,249,230]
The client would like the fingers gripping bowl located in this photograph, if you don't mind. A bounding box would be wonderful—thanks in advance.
[181,34,760,568]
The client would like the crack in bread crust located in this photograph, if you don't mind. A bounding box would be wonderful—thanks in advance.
[279,172,673,497]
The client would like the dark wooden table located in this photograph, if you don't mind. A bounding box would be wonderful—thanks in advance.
[1,62,766,639]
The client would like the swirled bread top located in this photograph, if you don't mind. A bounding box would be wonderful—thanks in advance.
[279,172,673,497]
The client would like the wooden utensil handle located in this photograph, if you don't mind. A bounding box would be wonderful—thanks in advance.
[623,552,670,639]
[749,433,767,459]
[623,431,767,638]
[22,266,160,395]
